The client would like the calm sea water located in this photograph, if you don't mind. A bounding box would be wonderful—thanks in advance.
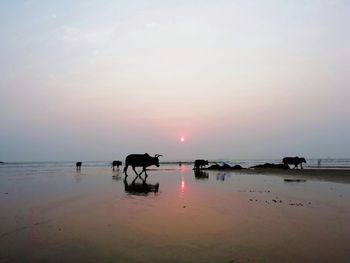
[1,158,350,169]
[1,163,350,263]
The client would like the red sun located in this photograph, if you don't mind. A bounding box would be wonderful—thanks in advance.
[180,137,185,142]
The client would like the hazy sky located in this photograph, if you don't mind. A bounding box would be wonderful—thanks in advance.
[0,0,349,162]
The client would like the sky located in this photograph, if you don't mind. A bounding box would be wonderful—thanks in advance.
[0,0,349,162]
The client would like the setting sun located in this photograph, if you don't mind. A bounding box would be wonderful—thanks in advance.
[180,137,185,142]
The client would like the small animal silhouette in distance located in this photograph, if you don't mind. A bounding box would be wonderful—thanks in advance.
[111,160,122,171]
[76,162,82,170]
[194,159,209,171]
[282,156,306,169]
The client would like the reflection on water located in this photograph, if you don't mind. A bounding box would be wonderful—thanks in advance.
[0,164,350,262]
[123,175,159,196]
[112,170,122,181]
[216,172,231,181]
[194,170,209,180]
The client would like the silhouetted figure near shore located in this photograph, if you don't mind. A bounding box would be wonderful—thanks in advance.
[282,157,306,169]
[123,153,162,179]
[76,162,82,170]
[194,159,209,171]
[194,170,209,180]
[112,160,122,171]
[123,176,159,196]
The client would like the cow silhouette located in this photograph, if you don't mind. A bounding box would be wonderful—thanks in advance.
[194,159,209,170]
[282,157,306,169]
[123,153,162,178]
[112,160,122,171]
[76,162,82,170]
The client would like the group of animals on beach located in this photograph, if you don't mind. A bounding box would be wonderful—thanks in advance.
[74,154,306,196]
[75,154,307,174]
[76,153,163,177]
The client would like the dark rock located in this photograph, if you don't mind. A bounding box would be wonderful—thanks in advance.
[284,179,307,182]
[205,164,243,170]
[250,163,289,169]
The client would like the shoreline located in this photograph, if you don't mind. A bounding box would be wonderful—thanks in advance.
[230,168,350,184]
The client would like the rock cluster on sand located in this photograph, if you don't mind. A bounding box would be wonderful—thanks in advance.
[205,163,243,170]
[250,163,289,169]
[284,178,307,182]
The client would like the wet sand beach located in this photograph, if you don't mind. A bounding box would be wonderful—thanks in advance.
[1,164,350,263]
[240,168,350,184]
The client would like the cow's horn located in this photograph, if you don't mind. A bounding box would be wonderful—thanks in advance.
[155,154,163,158]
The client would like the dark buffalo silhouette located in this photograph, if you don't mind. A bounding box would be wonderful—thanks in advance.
[194,159,209,170]
[282,157,306,169]
[76,162,82,170]
[123,153,162,178]
[112,160,122,171]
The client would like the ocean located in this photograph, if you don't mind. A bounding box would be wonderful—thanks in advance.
[1,158,350,169]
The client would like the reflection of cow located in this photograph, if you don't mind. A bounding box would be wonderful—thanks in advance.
[112,160,122,171]
[282,157,306,169]
[194,159,209,170]
[123,153,162,178]
[194,170,209,180]
[123,177,159,196]
[76,162,82,170]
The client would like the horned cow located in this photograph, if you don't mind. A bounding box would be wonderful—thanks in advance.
[123,153,162,178]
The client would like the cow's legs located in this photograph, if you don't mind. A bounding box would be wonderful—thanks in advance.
[132,166,140,176]
[123,165,129,178]
[144,168,148,179]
